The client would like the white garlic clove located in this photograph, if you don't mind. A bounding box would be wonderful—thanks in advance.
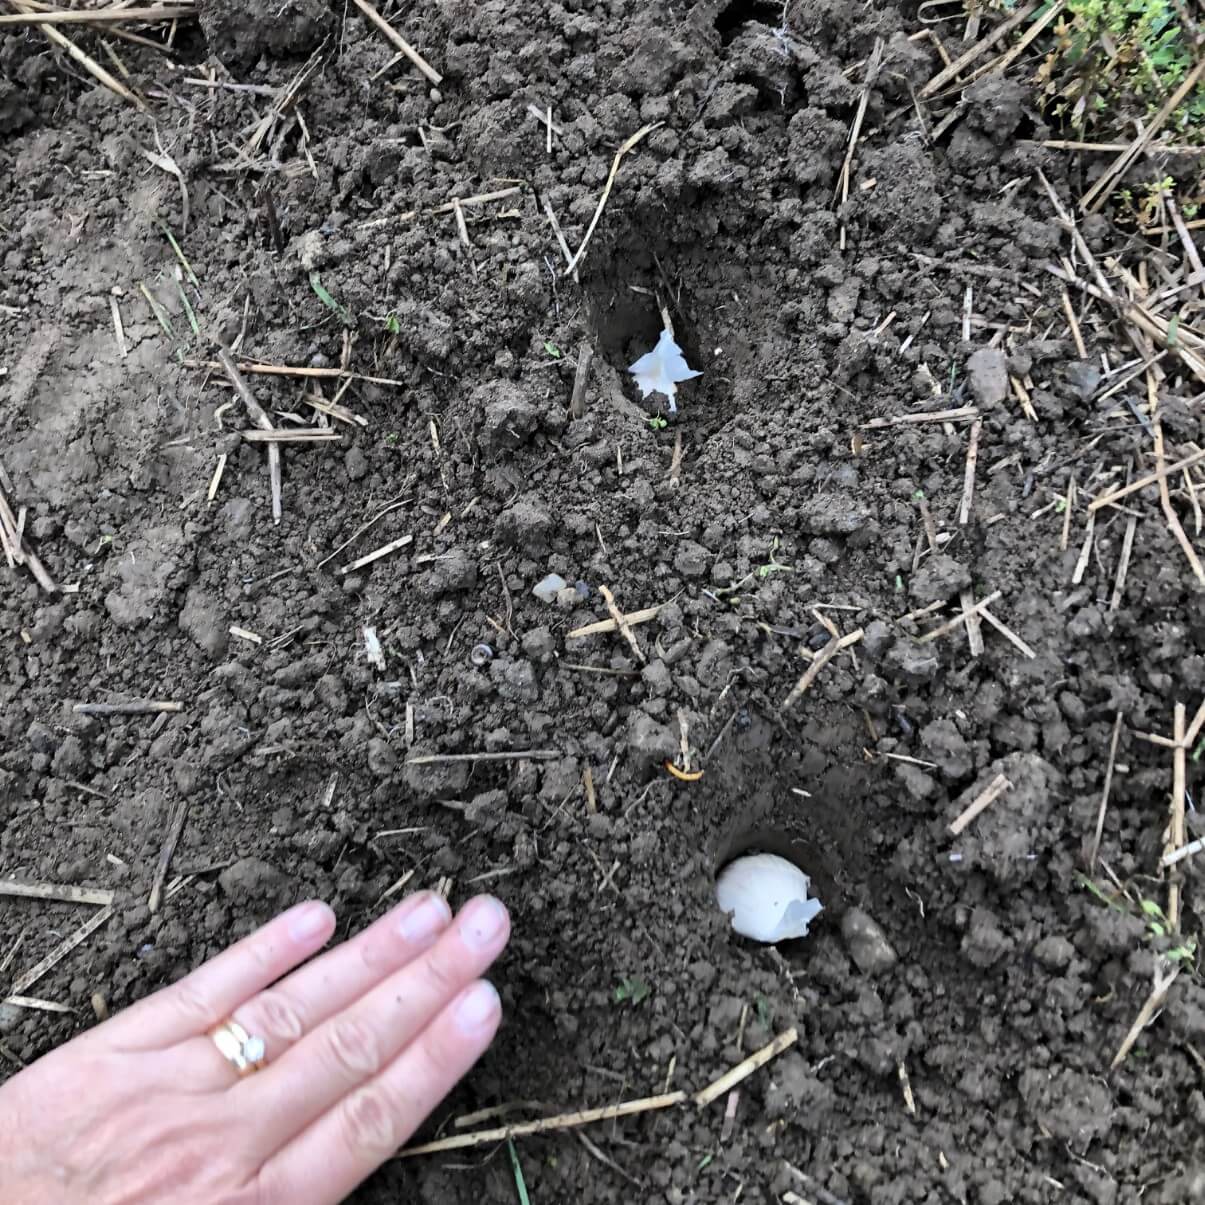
[715,853,823,944]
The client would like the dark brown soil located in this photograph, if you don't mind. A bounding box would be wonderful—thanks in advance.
[3,1,1204,1202]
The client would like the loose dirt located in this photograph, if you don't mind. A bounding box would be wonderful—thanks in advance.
[2,0,1204,1201]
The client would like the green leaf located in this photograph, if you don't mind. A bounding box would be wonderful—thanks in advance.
[383,312,400,335]
[507,1140,531,1205]
[1166,312,1180,348]
[309,271,353,326]
[543,340,562,358]
[614,977,651,1005]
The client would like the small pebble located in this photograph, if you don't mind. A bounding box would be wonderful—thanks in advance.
[841,908,898,975]
[532,573,567,603]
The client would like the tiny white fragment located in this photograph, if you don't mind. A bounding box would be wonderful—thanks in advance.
[715,853,822,944]
[629,328,701,414]
[363,626,386,670]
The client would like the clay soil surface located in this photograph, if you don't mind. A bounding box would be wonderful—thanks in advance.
[3,0,1205,1201]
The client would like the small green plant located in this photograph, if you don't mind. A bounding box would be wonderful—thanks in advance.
[647,415,668,430]
[1079,874,1199,966]
[543,340,561,358]
[755,994,772,1027]
[383,432,399,447]
[755,536,793,578]
[309,271,353,326]
[382,312,400,335]
[1036,0,1205,144]
[614,977,651,1005]
[1138,898,1198,963]
[507,1140,531,1205]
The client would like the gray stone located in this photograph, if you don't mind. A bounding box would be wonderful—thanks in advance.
[366,737,397,777]
[909,554,970,605]
[404,756,470,799]
[495,498,553,552]
[476,385,539,453]
[841,908,899,975]
[797,494,876,536]
[420,548,477,596]
[966,347,1008,406]
[673,540,709,578]
[627,712,678,766]
[178,589,225,655]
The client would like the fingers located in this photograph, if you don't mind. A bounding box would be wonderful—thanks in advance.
[169,893,454,1090]
[240,895,509,1156]
[257,978,502,1205]
[106,900,337,1050]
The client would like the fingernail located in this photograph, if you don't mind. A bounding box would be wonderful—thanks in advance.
[398,894,451,944]
[459,896,508,949]
[289,902,334,942]
[454,980,500,1033]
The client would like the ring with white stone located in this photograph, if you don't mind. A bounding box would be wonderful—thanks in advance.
[209,1019,267,1077]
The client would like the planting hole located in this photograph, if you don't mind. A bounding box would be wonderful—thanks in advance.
[714,827,830,945]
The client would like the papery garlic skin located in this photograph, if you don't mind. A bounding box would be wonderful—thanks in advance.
[716,853,823,943]
[628,328,701,413]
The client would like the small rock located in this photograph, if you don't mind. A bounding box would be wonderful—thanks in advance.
[673,541,709,578]
[841,908,898,975]
[218,857,290,904]
[495,498,553,552]
[798,494,876,536]
[178,585,228,659]
[521,626,555,662]
[641,659,672,696]
[627,712,678,766]
[1033,935,1075,972]
[420,548,477,596]
[404,755,470,799]
[909,553,970,605]
[961,907,1013,968]
[921,718,973,778]
[861,619,892,657]
[532,573,567,603]
[366,737,397,778]
[966,347,1008,406]
[475,385,539,453]
[490,658,539,704]
[51,735,86,779]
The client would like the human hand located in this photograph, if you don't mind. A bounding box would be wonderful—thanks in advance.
[0,891,510,1204]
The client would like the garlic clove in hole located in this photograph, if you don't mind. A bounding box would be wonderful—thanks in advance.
[715,853,823,944]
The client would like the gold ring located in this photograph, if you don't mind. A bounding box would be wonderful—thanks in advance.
[209,1019,267,1077]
